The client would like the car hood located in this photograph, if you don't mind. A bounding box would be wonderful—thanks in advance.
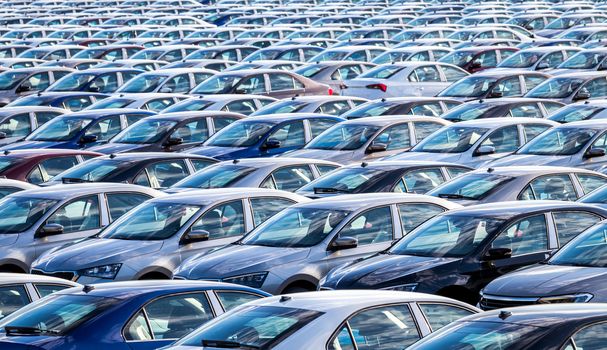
[483,264,607,297]
[284,148,355,165]
[87,142,145,154]
[187,145,248,160]
[389,151,463,163]
[324,253,459,289]
[0,233,18,246]
[489,154,571,167]
[0,140,63,150]
[175,244,309,279]
[33,238,163,271]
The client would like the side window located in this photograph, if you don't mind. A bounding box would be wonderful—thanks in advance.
[553,211,602,246]
[410,103,443,117]
[144,160,189,188]
[479,125,520,153]
[121,71,139,83]
[584,77,607,98]
[106,193,151,222]
[46,195,100,233]
[171,119,209,144]
[0,113,31,137]
[542,102,564,115]
[126,114,148,126]
[215,291,264,312]
[144,98,173,112]
[331,66,362,81]
[63,97,92,111]
[591,132,607,153]
[250,197,296,226]
[193,73,211,86]
[25,73,50,90]
[538,51,564,68]
[269,73,295,91]
[34,284,71,298]
[413,121,443,142]
[570,322,607,350]
[164,74,191,93]
[409,66,441,82]
[309,118,338,139]
[400,168,446,194]
[0,285,30,319]
[338,206,394,245]
[523,75,547,91]
[34,111,61,126]
[374,123,410,151]
[523,124,550,143]
[124,293,213,341]
[267,121,305,148]
[191,200,245,239]
[509,104,541,118]
[398,203,445,234]
[518,174,577,201]
[52,70,71,81]
[493,77,522,97]
[38,156,79,181]
[446,167,470,178]
[477,50,497,67]
[212,117,239,132]
[224,100,256,115]
[26,166,44,184]
[190,159,214,172]
[85,115,122,141]
[491,214,548,256]
[418,304,474,331]
[318,101,350,115]
[316,164,339,176]
[0,186,21,199]
[90,73,119,93]
[262,166,314,192]
[237,75,266,94]
[577,174,607,194]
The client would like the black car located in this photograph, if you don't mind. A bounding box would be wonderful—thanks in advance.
[43,152,217,188]
[441,98,565,122]
[320,201,607,304]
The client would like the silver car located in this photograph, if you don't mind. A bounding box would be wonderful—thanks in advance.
[0,183,162,273]
[162,94,277,115]
[250,95,368,117]
[294,61,376,92]
[389,118,558,168]
[525,71,607,104]
[31,188,308,283]
[173,193,461,294]
[548,99,607,123]
[428,166,607,205]
[0,179,37,200]
[284,116,451,164]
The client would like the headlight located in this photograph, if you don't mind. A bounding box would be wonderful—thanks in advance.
[79,264,122,279]
[538,293,593,304]
[222,272,268,288]
[381,283,419,292]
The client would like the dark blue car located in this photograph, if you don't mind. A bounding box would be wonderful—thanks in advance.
[0,280,269,350]
[6,92,110,111]
[186,113,344,160]
[0,109,155,150]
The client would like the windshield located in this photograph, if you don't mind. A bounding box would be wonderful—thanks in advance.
[118,74,168,93]
[242,207,349,247]
[51,159,121,182]
[550,222,607,267]
[100,202,201,240]
[498,51,542,68]
[390,215,505,257]
[413,126,488,153]
[559,52,606,69]
[299,167,387,193]
[172,164,254,189]
[428,174,513,200]
[360,65,403,79]
[191,75,240,95]
[342,101,401,119]
[27,117,92,141]
[0,197,57,234]
[306,124,379,151]
[0,294,118,335]
[251,101,305,116]
[112,119,176,144]
[176,305,323,349]
[48,73,95,92]
[441,103,495,122]
[86,98,133,110]
[206,121,273,147]
[439,76,497,98]
[0,72,28,90]
[517,127,596,155]
[526,77,584,99]
[549,105,605,123]
[440,51,475,66]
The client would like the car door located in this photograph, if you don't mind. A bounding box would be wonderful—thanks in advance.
[89,72,119,93]
[365,122,413,160]
[472,125,521,164]
[234,74,267,95]
[407,65,444,96]
[133,160,190,188]
[166,118,209,151]
[26,156,80,184]
[518,174,579,201]
[394,169,447,194]
[261,120,306,156]
[268,73,304,99]
[0,113,31,139]
[82,114,122,147]
[260,165,315,192]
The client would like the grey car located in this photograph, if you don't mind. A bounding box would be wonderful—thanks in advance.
[0,67,73,106]
[173,193,461,294]
[167,157,340,193]
[389,118,558,168]
[162,94,276,115]
[428,166,607,206]
[83,92,189,112]
[0,183,162,273]
[31,188,307,283]
[525,71,607,104]
[284,116,451,165]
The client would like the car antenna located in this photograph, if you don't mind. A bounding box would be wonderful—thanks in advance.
[498,310,512,320]
[233,159,239,164]
[109,153,117,159]
[83,285,95,293]
[2,150,8,155]
[487,167,494,173]
[361,162,368,167]
[279,295,291,302]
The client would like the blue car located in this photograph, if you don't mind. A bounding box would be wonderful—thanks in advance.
[0,280,269,350]
[6,92,110,111]
[187,113,344,160]
[0,109,155,150]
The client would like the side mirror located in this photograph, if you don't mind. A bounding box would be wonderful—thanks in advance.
[475,145,496,156]
[36,223,64,237]
[585,147,606,158]
[599,62,607,71]
[89,86,100,93]
[484,247,512,260]
[262,138,281,149]
[0,132,7,140]
[79,134,98,144]
[164,137,183,147]
[16,82,32,93]
[536,61,549,70]
[574,90,591,101]
[366,142,388,153]
[181,229,210,244]
[489,90,503,98]
[329,236,358,251]
[159,86,173,93]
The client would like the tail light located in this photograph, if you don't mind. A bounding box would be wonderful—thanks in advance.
[366,83,387,92]
[328,88,334,95]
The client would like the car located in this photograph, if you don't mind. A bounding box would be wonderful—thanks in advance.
[427,166,607,205]
[0,183,162,273]
[320,201,607,304]
[83,92,189,112]
[70,44,143,61]
[439,46,519,73]
[525,71,607,104]
[371,46,453,65]
[182,45,258,62]
[0,179,37,199]
[43,152,217,188]
[166,290,479,350]
[0,58,44,71]
[342,62,469,99]
[441,98,565,122]
[548,100,607,123]
[549,48,607,75]
[450,68,552,98]
[389,118,558,168]
[0,106,67,146]
[538,13,607,38]
[32,188,308,283]
[0,149,101,184]
[224,59,302,72]
[40,58,104,70]
[242,44,323,62]
[342,97,462,119]
[17,45,85,60]
[46,68,143,94]
[0,280,269,349]
[187,113,343,160]
[88,111,244,154]
[96,58,169,71]
[0,66,74,106]
[408,304,607,350]
[0,109,155,151]
[162,94,276,115]
[162,58,235,71]
[490,119,607,170]
[285,116,451,165]
[173,193,461,294]
[167,157,340,193]
[296,160,472,198]
[294,61,376,92]
[115,68,216,94]
[250,95,367,116]
[308,45,388,63]
[0,273,80,319]
[190,68,334,98]
[5,91,110,111]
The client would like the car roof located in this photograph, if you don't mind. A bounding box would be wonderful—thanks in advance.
[2,149,101,158]
[452,117,557,127]
[343,115,450,125]
[294,193,461,211]
[13,183,161,199]
[148,111,245,121]
[96,152,216,161]
[63,108,156,118]
[446,200,604,219]
[152,188,308,206]
[469,166,601,176]
[245,113,341,122]
[550,71,607,79]
[461,304,607,327]
[557,119,607,128]
[0,106,68,115]
[0,272,80,286]
[343,160,472,170]
[217,157,340,168]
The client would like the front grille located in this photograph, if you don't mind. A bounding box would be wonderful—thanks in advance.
[31,269,76,281]
[479,294,538,310]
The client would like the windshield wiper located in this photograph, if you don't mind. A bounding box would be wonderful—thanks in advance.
[5,326,60,336]
[61,177,91,184]
[313,187,351,194]
[437,193,476,200]
[202,339,260,349]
